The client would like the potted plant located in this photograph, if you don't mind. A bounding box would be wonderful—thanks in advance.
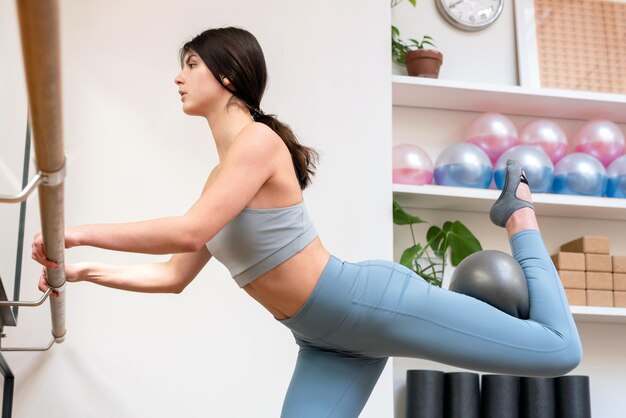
[393,201,482,287]
[391,0,443,78]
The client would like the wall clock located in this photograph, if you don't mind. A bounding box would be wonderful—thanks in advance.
[435,0,504,31]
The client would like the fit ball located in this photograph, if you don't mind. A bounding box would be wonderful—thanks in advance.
[572,120,625,167]
[464,113,518,164]
[494,145,554,193]
[551,153,607,197]
[607,155,626,198]
[434,143,493,189]
[449,250,529,319]
[519,119,568,164]
[392,144,434,185]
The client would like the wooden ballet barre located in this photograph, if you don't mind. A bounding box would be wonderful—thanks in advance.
[16,0,67,342]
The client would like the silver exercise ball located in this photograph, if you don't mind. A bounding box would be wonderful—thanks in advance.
[449,250,529,319]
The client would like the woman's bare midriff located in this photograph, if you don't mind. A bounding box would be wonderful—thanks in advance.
[243,237,331,320]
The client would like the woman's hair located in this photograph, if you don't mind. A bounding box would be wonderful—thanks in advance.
[179,27,319,190]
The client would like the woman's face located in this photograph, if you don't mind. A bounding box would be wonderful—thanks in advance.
[174,51,223,116]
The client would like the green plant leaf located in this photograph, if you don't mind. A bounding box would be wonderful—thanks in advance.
[408,0,417,7]
[393,201,426,225]
[444,221,483,266]
[426,225,445,256]
[421,40,437,49]
[400,244,422,270]
[392,25,400,38]
[423,35,434,40]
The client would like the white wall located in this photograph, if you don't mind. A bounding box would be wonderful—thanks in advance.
[1,1,393,417]
[391,0,518,85]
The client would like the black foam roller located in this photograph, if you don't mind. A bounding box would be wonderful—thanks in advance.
[444,372,480,418]
[480,374,520,418]
[406,370,445,418]
[555,375,591,418]
[520,376,556,418]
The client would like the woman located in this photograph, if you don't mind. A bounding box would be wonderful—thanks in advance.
[33,27,582,418]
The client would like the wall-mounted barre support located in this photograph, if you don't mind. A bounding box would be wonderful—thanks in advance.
[0,174,42,204]
[1,335,57,352]
[0,162,67,204]
[0,289,51,308]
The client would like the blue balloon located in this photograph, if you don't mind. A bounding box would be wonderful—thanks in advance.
[434,143,493,189]
[606,155,626,198]
[551,153,607,196]
[494,145,554,192]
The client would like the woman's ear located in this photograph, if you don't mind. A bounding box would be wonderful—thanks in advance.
[222,77,236,92]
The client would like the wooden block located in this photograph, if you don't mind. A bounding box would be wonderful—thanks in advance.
[558,270,586,289]
[565,289,587,306]
[586,290,614,307]
[613,256,626,273]
[615,291,626,308]
[560,236,610,254]
[551,252,585,271]
[614,273,626,291]
[586,272,613,290]
[585,254,612,272]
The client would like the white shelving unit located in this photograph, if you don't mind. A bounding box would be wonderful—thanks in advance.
[392,75,626,122]
[393,184,626,222]
[392,76,626,326]
[393,183,626,324]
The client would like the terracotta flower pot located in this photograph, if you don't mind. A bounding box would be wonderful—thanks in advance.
[404,49,443,78]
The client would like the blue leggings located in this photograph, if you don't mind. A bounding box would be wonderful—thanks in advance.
[276,230,582,418]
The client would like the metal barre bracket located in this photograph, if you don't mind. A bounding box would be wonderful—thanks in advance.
[0,173,42,203]
[1,333,62,352]
[0,155,67,203]
[39,158,67,187]
[0,289,51,307]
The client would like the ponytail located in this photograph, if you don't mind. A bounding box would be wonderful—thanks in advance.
[255,112,319,190]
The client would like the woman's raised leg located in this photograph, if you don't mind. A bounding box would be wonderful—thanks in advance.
[316,162,582,376]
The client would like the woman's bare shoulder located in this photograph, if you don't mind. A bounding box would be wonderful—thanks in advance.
[202,164,221,193]
[241,121,282,143]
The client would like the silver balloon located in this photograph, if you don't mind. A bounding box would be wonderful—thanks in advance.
[494,145,554,192]
[552,153,607,196]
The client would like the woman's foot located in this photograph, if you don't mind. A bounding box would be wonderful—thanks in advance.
[489,160,535,228]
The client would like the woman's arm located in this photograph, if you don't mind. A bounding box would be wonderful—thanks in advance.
[66,216,198,255]
[40,246,212,294]
[32,124,280,262]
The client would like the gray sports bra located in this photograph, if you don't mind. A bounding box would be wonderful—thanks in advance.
[205,201,318,287]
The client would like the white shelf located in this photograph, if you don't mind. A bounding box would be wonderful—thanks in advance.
[392,78,626,326]
[392,75,626,123]
[571,306,626,324]
[393,184,626,221]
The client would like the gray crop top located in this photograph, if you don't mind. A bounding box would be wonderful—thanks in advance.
[205,201,318,287]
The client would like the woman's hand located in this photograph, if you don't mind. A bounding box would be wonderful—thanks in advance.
[38,263,82,298]
[32,229,80,268]
[32,232,59,268]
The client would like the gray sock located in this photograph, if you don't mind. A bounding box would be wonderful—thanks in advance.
[489,160,534,227]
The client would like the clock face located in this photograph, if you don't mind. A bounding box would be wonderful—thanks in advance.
[436,0,504,31]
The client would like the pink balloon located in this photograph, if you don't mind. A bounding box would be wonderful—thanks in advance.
[519,119,568,164]
[464,113,518,164]
[572,120,625,167]
[392,143,434,185]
